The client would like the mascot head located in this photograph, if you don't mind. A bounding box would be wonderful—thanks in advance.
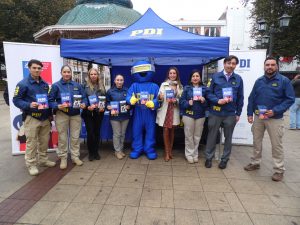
[131,60,155,83]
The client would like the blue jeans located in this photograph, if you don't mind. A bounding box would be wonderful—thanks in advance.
[290,98,300,128]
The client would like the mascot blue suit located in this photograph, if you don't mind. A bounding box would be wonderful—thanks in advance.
[126,61,159,160]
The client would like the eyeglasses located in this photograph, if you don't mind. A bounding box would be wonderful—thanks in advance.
[31,67,42,70]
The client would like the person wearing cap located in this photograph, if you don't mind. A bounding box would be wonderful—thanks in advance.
[13,59,56,176]
[126,60,159,160]
[156,67,183,161]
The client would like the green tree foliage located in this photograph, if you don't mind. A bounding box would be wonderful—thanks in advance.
[246,0,300,57]
[0,0,74,43]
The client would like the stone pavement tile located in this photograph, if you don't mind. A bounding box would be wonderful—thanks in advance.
[161,189,174,208]
[148,157,168,165]
[248,213,291,225]
[256,180,298,197]
[40,202,70,225]
[201,178,233,192]
[245,165,274,181]
[71,160,101,173]
[285,182,300,196]
[106,187,142,206]
[223,166,253,180]
[284,171,300,183]
[135,207,174,225]
[121,206,138,225]
[224,193,245,212]
[229,179,264,194]
[237,193,281,214]
[140,189,161,207]
[96,160,125,173]
[279,207,300,217]
[95,204,125,225]
[17,201,57,224]
[72,185,102,203]
[144,175,173,189]
[204,192,231,211]
[285,216,300,225]
[171,155,191,166]
[54,202,103,225]
[196,210,214,225]
[175,209,199,225]
[41,184,82,202]
[172,165,198,177]
[210,211,254,225]
[127,156,144,164]
[121,163,148,175]
[86,172,119,186]
[147,164,172,176]
[115,173,145,188]
[269,195,300,209]
[58,171,93,186]
[173,176,203,191]
[93,186,113,204]
[197,165,226,179]
[174,190,209,210]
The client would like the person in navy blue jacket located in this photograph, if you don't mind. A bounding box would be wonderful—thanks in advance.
[13,59,55,176]
[244,57,295,182]
[180,69,207,163]
[205,55,244,169]
[81,68,106,161]
[106,74,130,160]
[49,65,87,170]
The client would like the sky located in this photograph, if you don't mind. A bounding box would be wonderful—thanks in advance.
[131,0,243,21]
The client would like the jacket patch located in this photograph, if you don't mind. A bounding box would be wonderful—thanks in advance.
[14,86,20,96]
[272,83,278,87]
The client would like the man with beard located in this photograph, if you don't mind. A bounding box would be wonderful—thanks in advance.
[244,57,295,182]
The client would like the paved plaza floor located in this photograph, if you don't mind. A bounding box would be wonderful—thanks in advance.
[0,92,299,225]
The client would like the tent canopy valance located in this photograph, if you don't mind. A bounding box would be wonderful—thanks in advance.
[60,8,230,66]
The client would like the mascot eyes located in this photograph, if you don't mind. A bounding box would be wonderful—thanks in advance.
[140,72,147,77]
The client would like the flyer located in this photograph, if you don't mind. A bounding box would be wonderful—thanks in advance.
[193,87,202,101]
[36,94,49,109]
[61,92,71,107]
[88,95,98,108]
[140,91,149,104]
[110,101,119,115]
[73,95,82,109]
[222,87,233,102]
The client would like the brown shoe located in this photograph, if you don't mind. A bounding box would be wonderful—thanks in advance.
[272,172,284,182]
[244,163,260,171]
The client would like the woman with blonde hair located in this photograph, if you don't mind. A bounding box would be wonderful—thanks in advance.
[156,67,183,161]
[81,67,106,161]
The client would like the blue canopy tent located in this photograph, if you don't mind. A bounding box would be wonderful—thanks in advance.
[60,8,229,67]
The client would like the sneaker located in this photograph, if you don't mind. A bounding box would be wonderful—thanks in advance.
[115,151,124,160]
[73,158,83,166]
[39,160,56,167]
[28,166,39,176]
[60,158,67,170]
[186,158,194,164]
[272,172,284,182]
[205,159,212,168]
[94,154,101,160]
[193,157,199,163]
[218,160,228,169]
[244,163,260,171]
[88,155,94,161]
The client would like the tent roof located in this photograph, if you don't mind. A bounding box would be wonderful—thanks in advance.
[60,8,230,66]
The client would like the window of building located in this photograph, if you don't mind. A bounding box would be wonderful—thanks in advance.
[204,27,221,37]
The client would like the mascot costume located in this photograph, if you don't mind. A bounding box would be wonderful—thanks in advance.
[126,60,159,159]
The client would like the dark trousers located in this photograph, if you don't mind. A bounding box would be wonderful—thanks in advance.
[83,112,103,157]
[205,114,236,162]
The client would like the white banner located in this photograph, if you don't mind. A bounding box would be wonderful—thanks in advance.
[218,50,266,145]
[3,42,63,155]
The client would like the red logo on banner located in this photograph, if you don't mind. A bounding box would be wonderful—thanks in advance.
[41,62,52,84]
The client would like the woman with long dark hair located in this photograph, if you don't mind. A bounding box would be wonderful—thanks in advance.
[179,69,207,163]
[156,67,183,161]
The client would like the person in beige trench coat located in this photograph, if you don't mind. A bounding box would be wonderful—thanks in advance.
[156,67,183,161]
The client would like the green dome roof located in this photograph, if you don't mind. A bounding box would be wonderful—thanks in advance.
[57,1,141,26]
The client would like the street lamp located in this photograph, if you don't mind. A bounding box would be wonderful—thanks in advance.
[256,13,292,56]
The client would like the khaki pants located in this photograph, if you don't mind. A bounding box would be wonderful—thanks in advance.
[24,116,50,167]
[182,116,205,160]
[251,115,285,173]
[55,111,81,160]
[110,119,129,152]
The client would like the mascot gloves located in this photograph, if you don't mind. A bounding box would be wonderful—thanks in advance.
[145,100,154,109]
[130,95,138,105]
